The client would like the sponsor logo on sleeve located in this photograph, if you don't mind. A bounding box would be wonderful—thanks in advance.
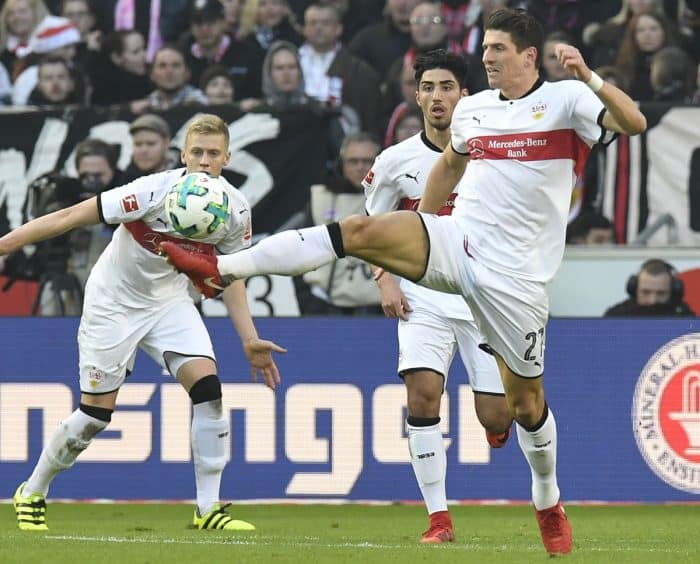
[363,170,375,185]
[121,194,140,213]
[632,333,700,493]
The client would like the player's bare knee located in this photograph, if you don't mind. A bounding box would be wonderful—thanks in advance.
[340,214,374,251]
[405,372,443,417]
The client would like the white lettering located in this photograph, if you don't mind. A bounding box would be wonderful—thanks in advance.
[160,383,191,462]
[285,384,363,495]
[458,385,490,463]
[222,383,276,462]
[0,383,72,461]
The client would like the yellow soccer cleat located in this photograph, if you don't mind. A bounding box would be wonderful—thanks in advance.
[191,502,255,531]
[13,482,48,531]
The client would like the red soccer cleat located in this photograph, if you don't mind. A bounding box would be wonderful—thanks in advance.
[159,241,227,299]
[420,510,455,544]
[485,424,512,448]
[535,501,572,556]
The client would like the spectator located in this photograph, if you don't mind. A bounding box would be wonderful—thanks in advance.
[542,30,576,82]
[650,45,696,102]
[60,0,101,62]
[383,57,418,147]
[0,0,49,76]
[199,63,236,105]
[27,55,79,106]
[11,15,83,106]
[262,40,308,106]
[584,0,666,71]
[460,0,509,61]
[178,0,265,100]
[347,0,421,77]
[395,1,487,93]
[298,2,383,136]
[605,259,696,317]
[320,0,385,44]
[565,209,615,245]
[0,61,12,103]
[239,0,304,50]
[220,0,243,37]
[122,113,175,183]
[616,11,679,101]
[90,30,151,107]
[298,131,382,315]
[391,105,423,145]
[142,45,208,112]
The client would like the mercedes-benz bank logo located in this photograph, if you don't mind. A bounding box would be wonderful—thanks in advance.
[632,333,700,493]
[142,231,163,253]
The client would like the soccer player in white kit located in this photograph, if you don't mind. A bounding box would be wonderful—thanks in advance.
[364,49,512,544]
[0,114,286,532]
[161,9,647,555]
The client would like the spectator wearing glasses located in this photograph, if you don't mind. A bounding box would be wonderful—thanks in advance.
[296,132,383,316]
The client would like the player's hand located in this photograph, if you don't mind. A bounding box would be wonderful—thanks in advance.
[555,43,592,82]
[242,337,287,390]
[377,274,412,321]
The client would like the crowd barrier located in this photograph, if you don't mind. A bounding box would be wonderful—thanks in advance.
[1,317,699,502]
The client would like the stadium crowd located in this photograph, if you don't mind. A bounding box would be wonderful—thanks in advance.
[0,0,698,315]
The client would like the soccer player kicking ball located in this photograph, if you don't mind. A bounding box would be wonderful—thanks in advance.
[364,50,513,544]
[161,9,646,556]
[0,114,286,532]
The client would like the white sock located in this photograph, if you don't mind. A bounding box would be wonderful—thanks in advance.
[408,422,447,514]
[192,399,230,516]
[24,409,108,497]
[217,225,339,278]
[516,406,560,511]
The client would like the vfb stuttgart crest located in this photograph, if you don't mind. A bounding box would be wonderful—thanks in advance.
[632,333,700,493]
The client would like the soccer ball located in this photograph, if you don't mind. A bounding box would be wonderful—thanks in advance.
[165,172,231,239]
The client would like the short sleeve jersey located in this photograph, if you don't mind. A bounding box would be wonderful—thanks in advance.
[92,168,252,308]
[450,79,613,282]
[364,132,472,320]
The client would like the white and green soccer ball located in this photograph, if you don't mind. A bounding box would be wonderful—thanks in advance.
[165,172,231,239]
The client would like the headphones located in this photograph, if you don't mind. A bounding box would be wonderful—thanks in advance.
[626,259,684,303]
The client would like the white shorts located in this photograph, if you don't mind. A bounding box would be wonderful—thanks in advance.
[417,213,549,377]
[77,290,215,394]
[397,306,503,394]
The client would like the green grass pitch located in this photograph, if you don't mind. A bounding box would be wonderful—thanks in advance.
[1,503,699,563]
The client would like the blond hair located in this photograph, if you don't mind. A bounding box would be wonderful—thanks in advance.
[185,113,230,148]
[0,0,49,50]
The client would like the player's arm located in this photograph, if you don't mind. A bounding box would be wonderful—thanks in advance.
[0,196,99,256]
[221,280,286,390]
[418,143,469,214]
[555,43,646,136]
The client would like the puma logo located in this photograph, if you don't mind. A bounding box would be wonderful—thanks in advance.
[403,170,420,184]
[155,217,167,227]
[472,116,481,125]
[296,230,305,241]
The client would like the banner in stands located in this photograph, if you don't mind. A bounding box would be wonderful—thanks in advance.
[599,104,700,246]
[1,318,699,502]
[0,105,330,237]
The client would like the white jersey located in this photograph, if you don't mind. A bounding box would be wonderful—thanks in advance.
[91,168,252,308]
[451,79,613,282]
[363,132,471,320]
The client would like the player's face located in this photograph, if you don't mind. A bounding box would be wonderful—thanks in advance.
[416,68,466,131]
[181,133,231,177]
[482,29,537,93]
[132,130,169,173]
[636,271,672,305]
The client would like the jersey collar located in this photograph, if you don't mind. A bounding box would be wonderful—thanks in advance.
[498,76,545,101]
[420,131,443,153]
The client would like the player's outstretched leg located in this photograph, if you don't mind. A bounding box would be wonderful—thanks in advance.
[516,404,572,555]
[13,482,48,531]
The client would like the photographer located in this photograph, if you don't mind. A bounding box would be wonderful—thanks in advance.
[4,139,123,315]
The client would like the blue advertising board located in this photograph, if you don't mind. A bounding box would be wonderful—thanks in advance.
[1,318,698,503]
